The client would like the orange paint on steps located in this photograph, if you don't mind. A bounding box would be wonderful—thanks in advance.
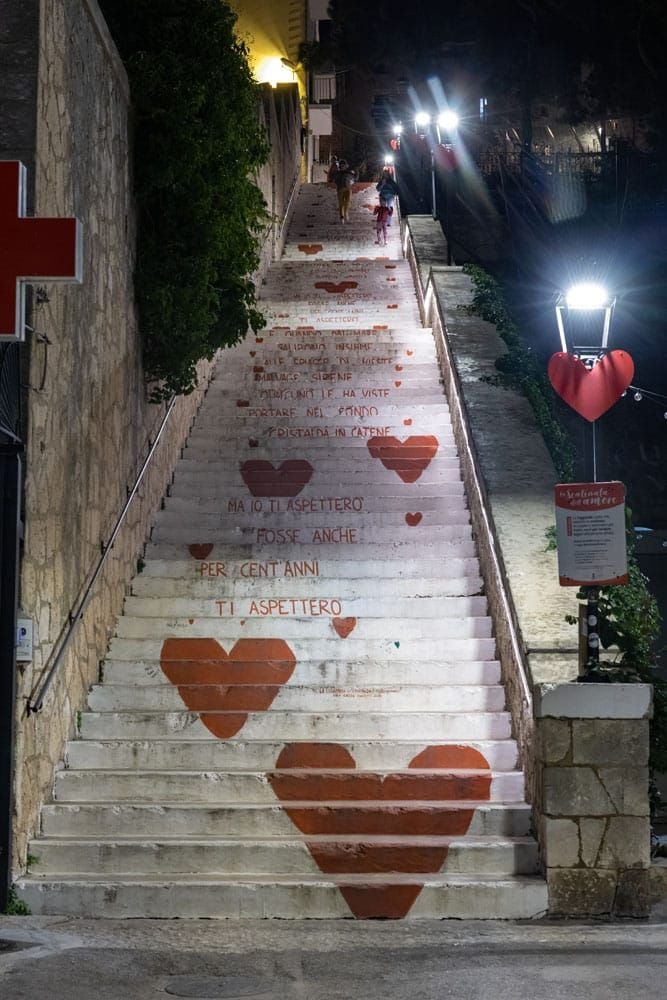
[160,637,296,739]
[367,436,440,483]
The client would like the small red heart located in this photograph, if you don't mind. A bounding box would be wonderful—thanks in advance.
[548,350,634,422]
[236,399,250,407]
[407,350,414,357]
[248,438,259,448]
[405,512,423,526]
[387,304,398,309]
[269,743,491,918]
[256,337,264,343]
[368,436,439,484]
[332,617,357,638]
[240,460,314,497]
[249,351,256,357]
[188,544,213,560]
[394,381,402,388]
[161,638,296,739]
[403,419,412,426]
[395,365,403,372]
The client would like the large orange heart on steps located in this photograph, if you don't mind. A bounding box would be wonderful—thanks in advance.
[367,436,439,483]
[160,638,296,739]
[269,743,491,919]
[240,460,313,497]
[547,350,634,422]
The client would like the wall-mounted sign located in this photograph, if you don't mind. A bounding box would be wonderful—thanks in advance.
[0,160,83,342]
[555,481,628,586]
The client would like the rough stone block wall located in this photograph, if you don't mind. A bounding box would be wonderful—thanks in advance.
[535,688,652,917]
[10,0,213,871]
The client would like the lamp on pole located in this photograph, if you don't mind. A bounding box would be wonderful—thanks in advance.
[435,111,459,264]
[414,112,433,216]
[552,281,623,679]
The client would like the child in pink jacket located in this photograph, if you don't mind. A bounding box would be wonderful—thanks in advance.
[373,203,393,245]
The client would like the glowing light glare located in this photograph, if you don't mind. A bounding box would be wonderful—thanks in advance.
[392,124,403,135]
[256,57,295,88]
[384,155,394,165]
[437,110,459,131]
[415,112,431,128]
[565,283,610,310]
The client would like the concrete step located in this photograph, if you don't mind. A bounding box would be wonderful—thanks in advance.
[107,636,497,663]
[86,684,507,714]
[40,800,530,839]
[148,524,474,547]
[15,871,548,919]
[28,835,539,877]
[65,739,521,772]
[144,540,480,563]
[114,614,493,641]
[78,710,511,742]
[135,555,478,580]
[102,657,500,687]
[152,508,471,530]
[129,573,483,599]
[162,494,468,516]
[54,768,524,804]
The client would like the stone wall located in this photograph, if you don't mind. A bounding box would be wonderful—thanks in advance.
[8,0,214,871]
[535,683,652,916]
[255,84,302,276]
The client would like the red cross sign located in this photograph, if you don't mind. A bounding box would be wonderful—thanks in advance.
[0,160,83,342]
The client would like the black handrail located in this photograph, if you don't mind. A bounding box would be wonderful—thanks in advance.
[28,395,177,712]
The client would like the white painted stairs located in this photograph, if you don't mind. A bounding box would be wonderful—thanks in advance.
[18,183,547,918]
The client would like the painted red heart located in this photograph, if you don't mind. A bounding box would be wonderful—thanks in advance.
[188,544,213,560]
[373,325,388,330]
[395,365,403,372]
[314,281,359,294]
[387,304,398,309]
[367,436,439,484]
[160,638,296,739]
[269,743,491,918]
[240,460,314,497]
[236,399,250,407]
[394,381,402,388]
[547,350,634,422]
[403,419,412,426]
[332,617,357,638]
[405,512,423,526]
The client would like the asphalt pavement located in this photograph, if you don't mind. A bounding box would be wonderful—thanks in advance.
[1,915,667,999]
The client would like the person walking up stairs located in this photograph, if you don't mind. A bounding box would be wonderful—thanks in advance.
[17,183,547,919]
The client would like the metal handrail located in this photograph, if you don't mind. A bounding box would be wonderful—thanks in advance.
[28,395,177,712]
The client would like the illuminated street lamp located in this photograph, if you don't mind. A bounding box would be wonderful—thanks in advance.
[435,110,459,264]
[555,282,616,361]
[436,110,459,137]
[414,111,431,133]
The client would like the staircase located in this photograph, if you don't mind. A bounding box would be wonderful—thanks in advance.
[18,183,547,918]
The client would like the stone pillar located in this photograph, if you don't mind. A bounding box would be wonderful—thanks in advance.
[534,682,653,917]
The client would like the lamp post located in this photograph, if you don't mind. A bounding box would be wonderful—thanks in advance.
[413,112,433,215]
[553,282,620,678]
[435,111,459,265]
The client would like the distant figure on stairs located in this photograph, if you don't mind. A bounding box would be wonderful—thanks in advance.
[376,168,399,223]
[373,202,393,245]
[334,161,356,222]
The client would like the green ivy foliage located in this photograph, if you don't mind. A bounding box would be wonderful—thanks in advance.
[101,1,270,398]
[463,264,666,787]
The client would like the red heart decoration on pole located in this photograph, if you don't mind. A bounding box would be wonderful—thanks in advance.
[547,350,634,422]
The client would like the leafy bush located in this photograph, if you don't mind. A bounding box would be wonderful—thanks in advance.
[101,0,270,398]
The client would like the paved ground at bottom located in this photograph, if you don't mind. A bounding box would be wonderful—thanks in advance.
[1,916,666,1000]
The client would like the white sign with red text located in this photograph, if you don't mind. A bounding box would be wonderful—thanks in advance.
[554,481,628,586]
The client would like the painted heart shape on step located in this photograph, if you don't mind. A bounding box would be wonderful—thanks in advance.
[405,512,423,526]
[332,617,357,638]
[188,544,214,560]
[367,436,439,484]
[269,743,492,919]
[547,350,634,422]
[297,245,324,255]
[314,281,359,294]
[160,638,296,739]
[240,460,314,497]
[236,399,250,407]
